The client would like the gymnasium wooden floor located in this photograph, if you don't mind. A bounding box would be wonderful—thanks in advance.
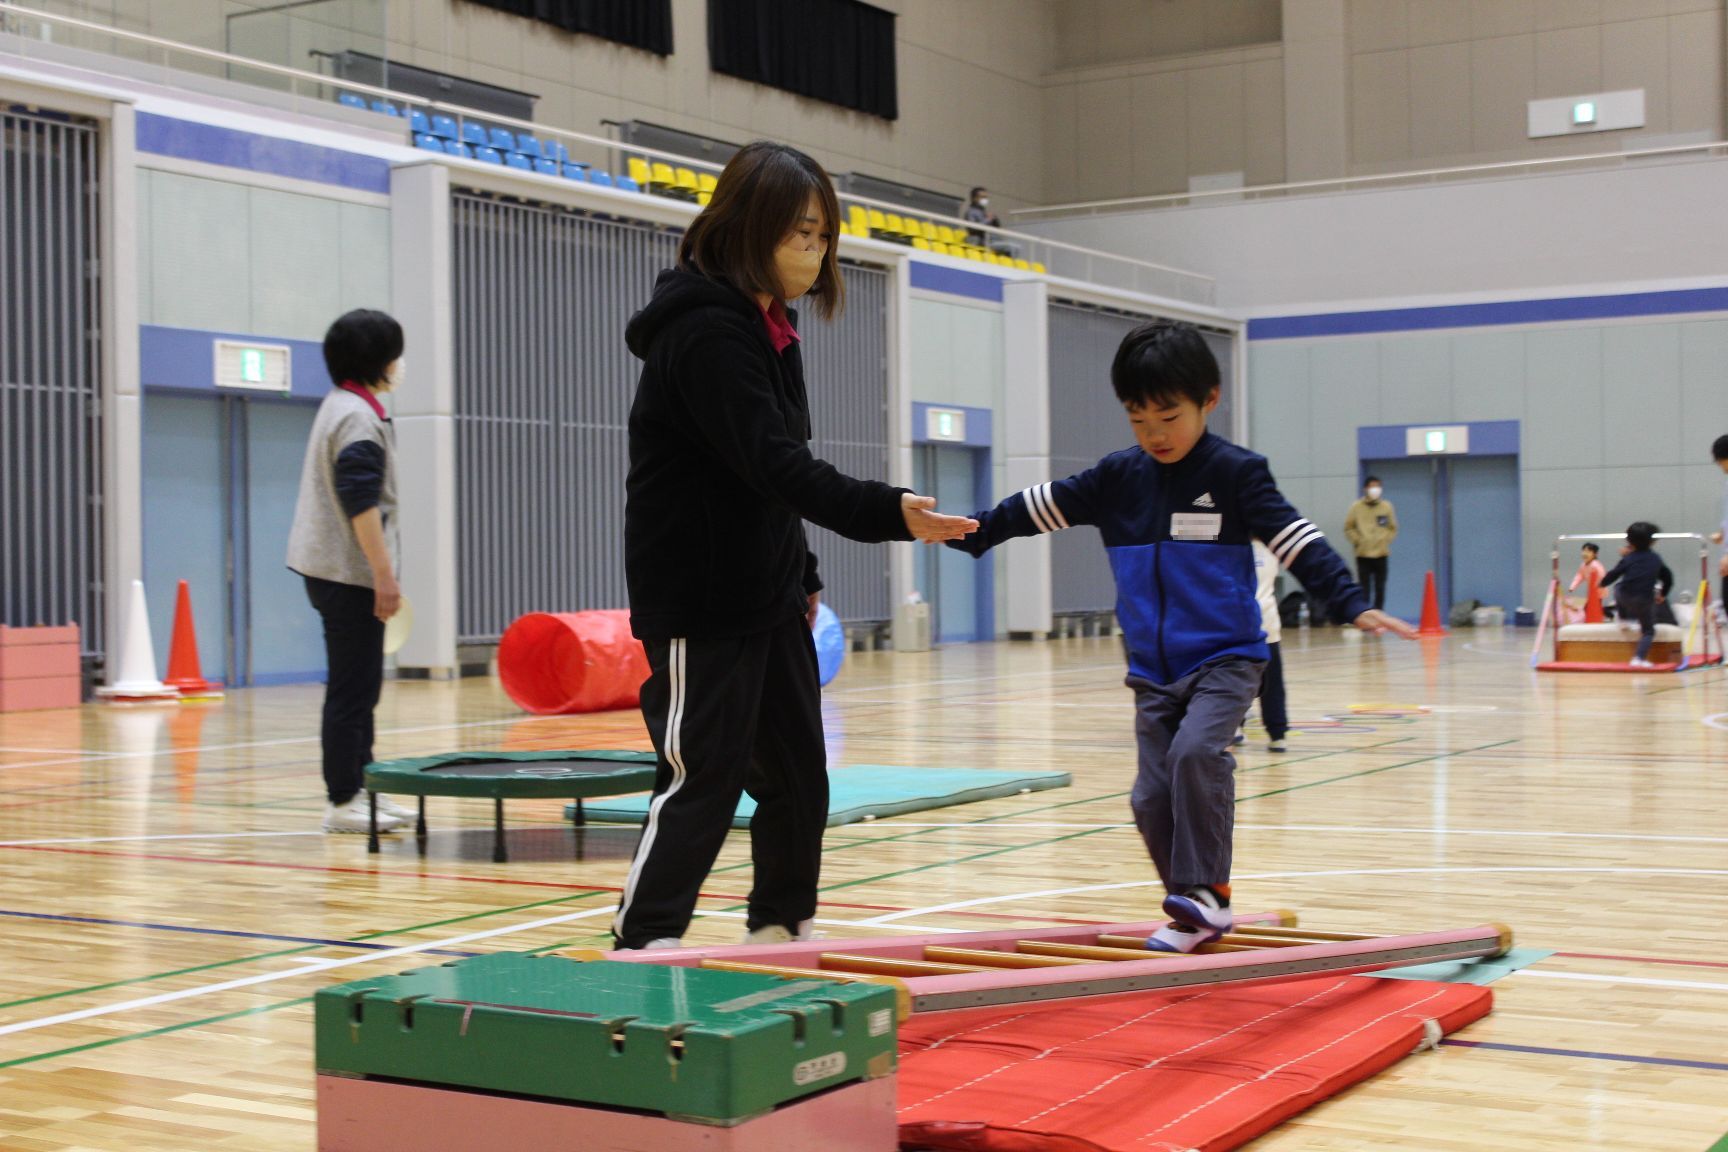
[1,628,1725,1150]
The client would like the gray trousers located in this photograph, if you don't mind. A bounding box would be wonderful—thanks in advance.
[1128,656,1266,894]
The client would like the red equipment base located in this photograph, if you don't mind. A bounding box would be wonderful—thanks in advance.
[896,975,1491,1152]
[1536,655,1722,674]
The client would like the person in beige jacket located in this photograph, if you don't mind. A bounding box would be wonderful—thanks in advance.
[1344,476,1397,610]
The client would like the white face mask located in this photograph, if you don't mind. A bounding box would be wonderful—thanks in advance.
[977,197,989,209]
[775,245,822,301]
[1366,486,1383,500]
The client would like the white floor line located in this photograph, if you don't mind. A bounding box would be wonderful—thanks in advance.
[1514,970,1728,993]
[0,905,623,1040]
[848,821,1728,846]
[0,831,326,848]
[0,712,581,773]
[854,866,1728,926]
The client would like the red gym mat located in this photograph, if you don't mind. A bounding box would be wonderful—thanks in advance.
[896,976,1491,1152]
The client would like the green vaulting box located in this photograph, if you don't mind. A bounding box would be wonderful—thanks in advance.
[314,954,898,1124]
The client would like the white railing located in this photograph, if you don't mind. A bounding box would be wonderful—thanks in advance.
[1015,140,1728,221]
[0,1,1218,305]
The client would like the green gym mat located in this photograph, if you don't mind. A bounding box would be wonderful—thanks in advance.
[565,764,1072,829]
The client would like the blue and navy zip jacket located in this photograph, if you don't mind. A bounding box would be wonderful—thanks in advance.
[949,432,1370,684]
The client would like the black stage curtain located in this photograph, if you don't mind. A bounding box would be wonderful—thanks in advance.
[708,0,898,120]
[463,0,673,56]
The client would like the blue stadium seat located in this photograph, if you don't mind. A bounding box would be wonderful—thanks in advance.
[541,140,566,165]
[488,127,516,153]
[589,170,613,187]
[432,115,459,140]
[534,158,559,175]
[415,134,445,152]
[461,121,488,147]
[617,176,641,193]
[562,163,589,181]
[506,153,533,171]
[514,134,541,158]
[370,101,399,117]
[338,92,368,111]
[409,110,431,134]
[443,140,473,159]
[475,147,504,165]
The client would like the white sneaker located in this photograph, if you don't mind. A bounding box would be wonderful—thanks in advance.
[1629,657,1654,668]
[324,796,408,834]
[1267,739,1287,753]
[1146,921,1218,954]
[642,937,685,950]
[1163,887,1234,934]
[375,794,417,820]
[743,919,817,945]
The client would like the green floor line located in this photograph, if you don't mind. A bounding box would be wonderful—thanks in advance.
[0,997,316,1070]
[1705,1128,1728,1152]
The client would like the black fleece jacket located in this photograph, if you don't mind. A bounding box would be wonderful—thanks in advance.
[623,267,910,640]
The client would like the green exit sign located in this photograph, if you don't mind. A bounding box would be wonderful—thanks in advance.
[1572,101,1596,125]
[239,348,266,384]
[215,339,290,392]
[1425,429,1447,453]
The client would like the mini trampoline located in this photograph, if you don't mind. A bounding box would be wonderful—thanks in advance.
[363,750,657,862]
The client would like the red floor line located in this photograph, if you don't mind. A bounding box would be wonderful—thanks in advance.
[1553,950,1728,971]
[0,843,1098,924]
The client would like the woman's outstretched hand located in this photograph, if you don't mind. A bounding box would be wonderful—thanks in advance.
[901,493,978,543]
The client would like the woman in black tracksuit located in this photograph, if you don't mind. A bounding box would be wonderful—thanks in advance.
[612,142,975,950]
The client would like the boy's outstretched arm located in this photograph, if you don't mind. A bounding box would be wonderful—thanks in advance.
[945,468,1104,558]
[1240,459,1418,639]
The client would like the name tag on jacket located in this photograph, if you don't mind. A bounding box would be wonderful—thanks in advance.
[1171,513,1223,540]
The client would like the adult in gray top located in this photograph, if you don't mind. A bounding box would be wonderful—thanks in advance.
[287,309,415,835]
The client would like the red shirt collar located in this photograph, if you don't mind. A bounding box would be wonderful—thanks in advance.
[759,299,800,354]
[337,381,388,419]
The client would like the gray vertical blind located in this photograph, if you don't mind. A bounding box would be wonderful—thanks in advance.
[1,110,103,655]
[800,262,892,624]
[1047,302,1238,615]
[451,191,892,641]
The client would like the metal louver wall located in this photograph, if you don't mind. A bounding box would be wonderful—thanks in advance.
[1046,304,1238,616]
[1,110,103,655]
[451,191,893,642]
[799,262,892,624]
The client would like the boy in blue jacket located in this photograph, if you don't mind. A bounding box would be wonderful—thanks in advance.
[949,321,1415,951]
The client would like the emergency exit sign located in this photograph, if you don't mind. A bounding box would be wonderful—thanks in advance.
[1405,425,1469,455]
[214,340,291,393]
[925,406,967,442]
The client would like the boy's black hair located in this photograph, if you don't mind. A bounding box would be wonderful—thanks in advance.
[1626,521,1658,550]
[1581,542,1599,556]
[323,309,404,387]
[1364,475,1381,486]
[1111,320,1220,410]
[1713,434,1728,461]
[969,186,986,199]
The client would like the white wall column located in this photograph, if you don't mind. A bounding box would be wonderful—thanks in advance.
[1002,280,1052,639]
[1282,0,1348,182]
[886,256,917,626]
[101,101,141,674]
[389,161,458,678]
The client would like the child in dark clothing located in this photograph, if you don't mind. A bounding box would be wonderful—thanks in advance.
[947,322,1416,953]
[1600,521,1673,667]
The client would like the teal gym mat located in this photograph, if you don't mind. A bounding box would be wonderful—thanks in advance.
[565,765,1071,828]
[1369,946,1553,986]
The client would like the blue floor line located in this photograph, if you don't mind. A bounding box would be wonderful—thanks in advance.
[1444,1038,1728,1072]
[0,907,476,957]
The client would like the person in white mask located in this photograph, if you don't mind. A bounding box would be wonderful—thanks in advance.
[1344,476,1398,611]
[613,141,977,952]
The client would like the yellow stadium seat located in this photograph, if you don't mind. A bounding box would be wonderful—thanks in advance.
[838,221,851,237]
[674,167,700,200]
[1031,262,1047,274]
[912,237,931,251]
[931,241,949,256]
[921,221,940,242]
[697,190,711,206]
[937,225,959,246]
[849,205,870,236]
[698,172,718,194]
[627,157,652,188]
[1014,258,1032,271]
[883,213,907,239]
[867,209,888,236]
[649,161,677,195]
[967,248,986,261]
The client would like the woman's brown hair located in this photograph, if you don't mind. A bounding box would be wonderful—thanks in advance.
[678,141,845,321]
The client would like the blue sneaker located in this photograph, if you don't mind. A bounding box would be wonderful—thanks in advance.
[1146,921,1218,953]
[1163,886,1233,935]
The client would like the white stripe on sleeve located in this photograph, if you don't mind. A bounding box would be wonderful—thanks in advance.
[1040,482,1071,529]
[1020,487,1055,534]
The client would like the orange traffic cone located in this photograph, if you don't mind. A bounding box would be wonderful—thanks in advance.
[1417,570,1448,636]
[1583,570,1605,624]
[164,580,222,698]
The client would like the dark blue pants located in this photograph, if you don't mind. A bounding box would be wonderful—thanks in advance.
[1619,595,1656,660]
[1258,642,1287,740]
[1127,656,1265,894]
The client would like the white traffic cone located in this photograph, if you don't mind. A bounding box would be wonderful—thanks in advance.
[96,579,179,702]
